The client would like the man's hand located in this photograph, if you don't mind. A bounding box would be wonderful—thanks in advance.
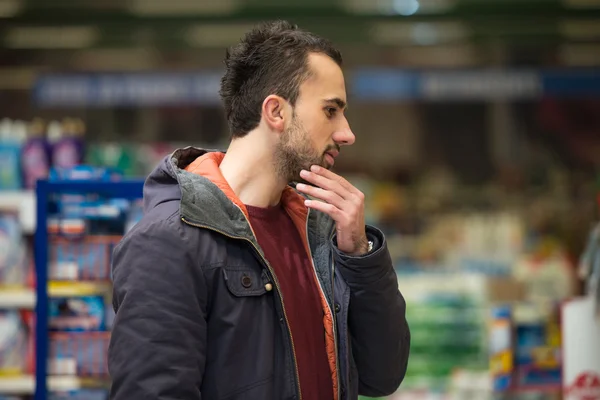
[296,165,369,256]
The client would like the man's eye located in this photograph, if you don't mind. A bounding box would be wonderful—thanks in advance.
[326,107,337,117]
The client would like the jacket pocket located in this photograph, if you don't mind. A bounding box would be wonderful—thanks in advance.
[222,267,269,297]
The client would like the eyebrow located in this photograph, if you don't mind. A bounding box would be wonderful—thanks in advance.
[323,98,347,110]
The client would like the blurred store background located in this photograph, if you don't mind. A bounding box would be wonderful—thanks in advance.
[1,0,600,399]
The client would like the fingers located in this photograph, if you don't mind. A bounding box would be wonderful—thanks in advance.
[304,199,342,220]
[300,168,350,200]
[309,165,351,187]
[296,183,345,208]
[299,166,364,204]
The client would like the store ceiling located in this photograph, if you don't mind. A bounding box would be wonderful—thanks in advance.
[0,0,599,49]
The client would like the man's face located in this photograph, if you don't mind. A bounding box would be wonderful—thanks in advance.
[274,53,355,183]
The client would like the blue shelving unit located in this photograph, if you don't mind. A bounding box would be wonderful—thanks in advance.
[34,179,144,400]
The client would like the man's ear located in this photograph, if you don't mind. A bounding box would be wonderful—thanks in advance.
[262,95,287,132]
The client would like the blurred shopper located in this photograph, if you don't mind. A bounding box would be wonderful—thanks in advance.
[108,20,410,400]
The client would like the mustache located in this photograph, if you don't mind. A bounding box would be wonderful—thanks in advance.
[324,144,341,154]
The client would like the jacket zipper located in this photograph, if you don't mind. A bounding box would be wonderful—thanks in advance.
[181,216,303,400]
[331,251,346,400]
[305,210,341,400]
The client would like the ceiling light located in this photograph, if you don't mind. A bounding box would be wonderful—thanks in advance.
[343,0,454,14]
[390,0,420,16]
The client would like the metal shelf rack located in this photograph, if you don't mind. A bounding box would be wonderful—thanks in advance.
[34,179,144,400]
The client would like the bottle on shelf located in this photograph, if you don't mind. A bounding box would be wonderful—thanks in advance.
[21,118,50,190]
[50,118,85,169]
[0,119,26,191]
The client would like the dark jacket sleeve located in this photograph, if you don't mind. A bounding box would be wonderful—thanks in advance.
[333,225,410,397]
[108,214,207,400]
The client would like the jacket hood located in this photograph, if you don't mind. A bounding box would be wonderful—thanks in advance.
[143,147,251,240]
[143,146,209,213]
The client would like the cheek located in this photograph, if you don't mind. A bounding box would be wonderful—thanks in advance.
[307,129,328,151]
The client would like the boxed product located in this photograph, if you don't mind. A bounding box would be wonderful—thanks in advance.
[0,310,30,374]
[513,304,561,389]
[49,237,118,281]
[0,119,23,190]
[49,296,106,332]
[49,332,110,377]
[0,213,29,286]
[86,142,138,178]
[489,306,513,392]
[489,303,562,394]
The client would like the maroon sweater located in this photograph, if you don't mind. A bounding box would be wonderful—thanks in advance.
[246,203,334,400]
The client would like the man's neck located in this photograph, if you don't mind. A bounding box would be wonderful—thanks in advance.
[219,136,287,208]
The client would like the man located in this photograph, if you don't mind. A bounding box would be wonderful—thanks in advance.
[108,20,410,400]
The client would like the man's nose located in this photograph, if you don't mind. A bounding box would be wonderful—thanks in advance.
[333,118,355,146]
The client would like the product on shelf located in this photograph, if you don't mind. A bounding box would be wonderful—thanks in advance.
[49,332,110,377]
[21,118,51,190]
[514,308,561,388]
[49,296,106,332]
[489,306,513,392]
[513,245,575,304]
[49,119,85,170]
[0,310,30,375]
[47,165,129,237]
[49,236,118,282]
[0,117,90,191]
[0,119,26,190]
[85,143,138,178]
[399,272,488,391]
[0,212,29,286]
[489,303,562,395]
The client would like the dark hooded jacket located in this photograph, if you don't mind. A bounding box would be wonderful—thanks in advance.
[108,147,410,400]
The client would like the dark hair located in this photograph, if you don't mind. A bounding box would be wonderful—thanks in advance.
[219,20,343,138]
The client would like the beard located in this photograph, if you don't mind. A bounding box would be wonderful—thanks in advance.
[274,115,335,184]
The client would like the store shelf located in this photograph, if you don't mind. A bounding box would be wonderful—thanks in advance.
[0,288,36,309]
[34,180,143,400]
[49,376,111,391]
[0,375,34,394]
[0,375,110,394]
[0,283,112,307]
[48,281,112,297]
[0,190,36,234]
[0,283,112,308]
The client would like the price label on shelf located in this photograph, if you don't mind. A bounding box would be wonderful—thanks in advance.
[49,358,77,376]
[50,262,79,280]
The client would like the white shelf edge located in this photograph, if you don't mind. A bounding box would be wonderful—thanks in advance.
[48,376,86,391]
[0,375,107,394]
[0,191,36,234]
[0,375,34,394]
[0,289,36,309]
